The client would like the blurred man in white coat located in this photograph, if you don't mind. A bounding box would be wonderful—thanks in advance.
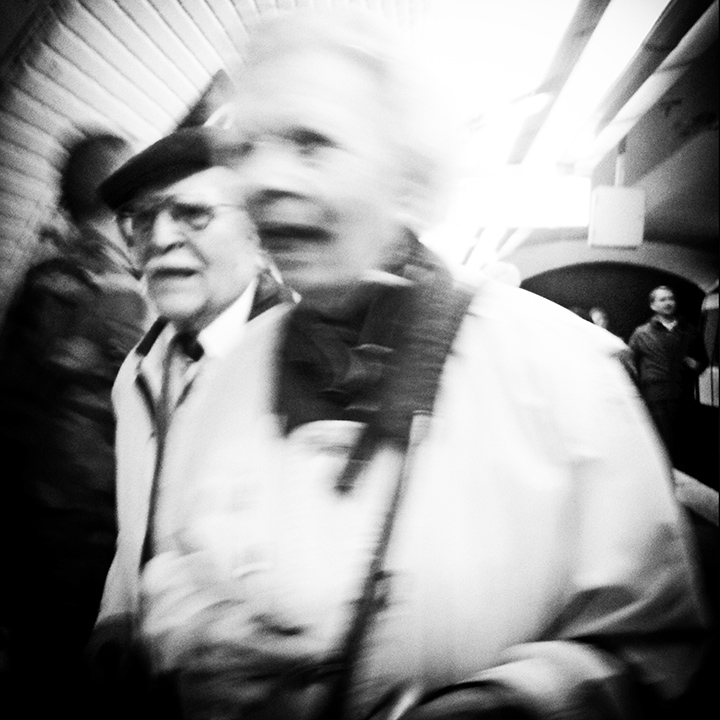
[110,10,709,720]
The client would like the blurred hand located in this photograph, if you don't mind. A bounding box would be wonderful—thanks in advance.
[175,624,330,720]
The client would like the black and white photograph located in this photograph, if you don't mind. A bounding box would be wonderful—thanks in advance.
[0,2,717,718]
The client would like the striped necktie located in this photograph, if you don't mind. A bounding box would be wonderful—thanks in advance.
[161,331,204,420]
[141,331,204,565]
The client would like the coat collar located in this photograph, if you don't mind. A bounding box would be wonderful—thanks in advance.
[133,269,294,360]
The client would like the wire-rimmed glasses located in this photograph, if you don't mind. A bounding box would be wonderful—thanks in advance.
[117,195,243,248]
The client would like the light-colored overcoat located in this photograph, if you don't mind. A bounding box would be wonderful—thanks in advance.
[98,274,707,719]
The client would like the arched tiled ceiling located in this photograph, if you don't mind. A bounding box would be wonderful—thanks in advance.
[0,0,717,315]
[1,0,432,311]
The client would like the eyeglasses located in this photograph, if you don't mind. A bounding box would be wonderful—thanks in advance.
[117,196,242,247]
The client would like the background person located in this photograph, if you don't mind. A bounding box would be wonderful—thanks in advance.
[0,128,148,720]
[569,305,591,321]
[628,284,708,465]
[589,305,611,331]
[125,10,708,720]
[583,305,637,381]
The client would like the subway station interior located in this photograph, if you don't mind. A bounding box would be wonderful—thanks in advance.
[0,1,717,719]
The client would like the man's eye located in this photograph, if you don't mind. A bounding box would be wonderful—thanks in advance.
[134,208,158,232]
[291,130,333,156]
[173,203,213,229]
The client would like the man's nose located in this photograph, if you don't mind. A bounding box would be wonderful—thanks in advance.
[148,209,185,249]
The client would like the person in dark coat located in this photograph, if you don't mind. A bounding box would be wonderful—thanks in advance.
[0,129,148,720]
[628,284,708,463]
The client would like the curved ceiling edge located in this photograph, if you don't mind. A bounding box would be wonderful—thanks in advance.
[509,238,718,292]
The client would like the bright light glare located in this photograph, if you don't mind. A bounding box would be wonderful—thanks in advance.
[447,172,591,230]
[424,170,591,265]
[421,222,477,266]
[407,0,581,125]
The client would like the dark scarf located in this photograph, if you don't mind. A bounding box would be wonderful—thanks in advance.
[279,236,477,719]
[276,236,475,448]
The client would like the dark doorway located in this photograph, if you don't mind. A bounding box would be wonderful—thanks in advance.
[521,261,705,341]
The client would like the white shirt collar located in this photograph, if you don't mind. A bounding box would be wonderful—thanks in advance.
[170,276,258,361]
[657,316,678,331]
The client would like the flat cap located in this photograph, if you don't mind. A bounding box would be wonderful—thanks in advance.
[100,126,233,211]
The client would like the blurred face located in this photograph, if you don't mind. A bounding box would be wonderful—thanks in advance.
[228,50,408,314]
[650,287,677,318]
[129,167,260,333]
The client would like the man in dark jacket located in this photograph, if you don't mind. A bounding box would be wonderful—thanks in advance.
[628,284,708,462]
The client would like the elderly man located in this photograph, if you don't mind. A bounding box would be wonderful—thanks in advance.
[123,10,707,720]
[87,126,292,718]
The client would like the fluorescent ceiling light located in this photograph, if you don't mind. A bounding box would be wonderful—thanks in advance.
[408,0,583,252]
[421,222,478,267]
[523,0,673,169]
[410,0,580,126]
[571,0,719,173]
[458,93,553,174]
[448,172,591,230]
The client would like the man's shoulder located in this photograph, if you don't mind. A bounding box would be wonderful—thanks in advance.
[629,319,654,341]
[457,272,627,360]
[25,256,95,297]
[461,271,605,331]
